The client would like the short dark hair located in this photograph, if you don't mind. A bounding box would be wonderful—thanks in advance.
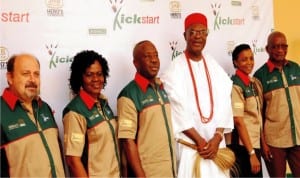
[232,44,251,68]
[69,50,109,94]
[6,55,17,72]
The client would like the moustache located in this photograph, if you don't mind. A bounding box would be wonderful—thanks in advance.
[25,82,38,88]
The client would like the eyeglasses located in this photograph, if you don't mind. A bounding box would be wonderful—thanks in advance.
[270,44,288,50]
[189,29,209,37]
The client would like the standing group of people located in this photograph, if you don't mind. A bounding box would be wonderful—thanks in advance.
[1,12,299,178]
[227,31,300,178]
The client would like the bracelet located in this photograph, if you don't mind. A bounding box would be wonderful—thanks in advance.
[249,149,255,155]
[214,131,223,140]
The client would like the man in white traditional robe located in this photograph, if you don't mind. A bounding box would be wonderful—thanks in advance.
[161,12,234,178]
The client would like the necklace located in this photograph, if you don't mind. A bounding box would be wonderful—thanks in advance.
[184,51,214,123]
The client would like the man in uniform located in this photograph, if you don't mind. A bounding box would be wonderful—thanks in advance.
[1,54,65,177]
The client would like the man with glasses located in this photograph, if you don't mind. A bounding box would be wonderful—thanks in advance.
[161,13,233,178]
[254,31,300,177]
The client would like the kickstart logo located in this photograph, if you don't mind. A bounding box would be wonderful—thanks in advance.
[109,0,160,31]
[226,40,264,56]
[1,11,30,23]
[211,3,245,31]
[169,41,182,60]
[251,40,264,55]
[46,44,73,69]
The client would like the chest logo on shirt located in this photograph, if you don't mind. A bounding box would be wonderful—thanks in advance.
[161,90,168,99]
[245,88,251,94]
[40,113,50,122]
[8,119,26,131]
[103,107,112,115]
[290,74,297,81]
[266,76,278,84]
[89,111,100,121]
[141,95,154,105]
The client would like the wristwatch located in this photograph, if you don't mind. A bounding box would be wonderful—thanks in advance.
[249,149,255,155]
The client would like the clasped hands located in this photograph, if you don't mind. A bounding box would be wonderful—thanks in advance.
[196,135,221,159]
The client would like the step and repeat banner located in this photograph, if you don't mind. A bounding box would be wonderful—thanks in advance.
[0,0,273,132]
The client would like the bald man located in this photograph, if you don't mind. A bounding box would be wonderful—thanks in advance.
[254,31,300,177]
[117,40,176,177]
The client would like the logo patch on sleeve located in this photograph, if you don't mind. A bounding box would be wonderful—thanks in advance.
[120,119,133,128]
[233,102,243,109]
[71,133,84,143]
